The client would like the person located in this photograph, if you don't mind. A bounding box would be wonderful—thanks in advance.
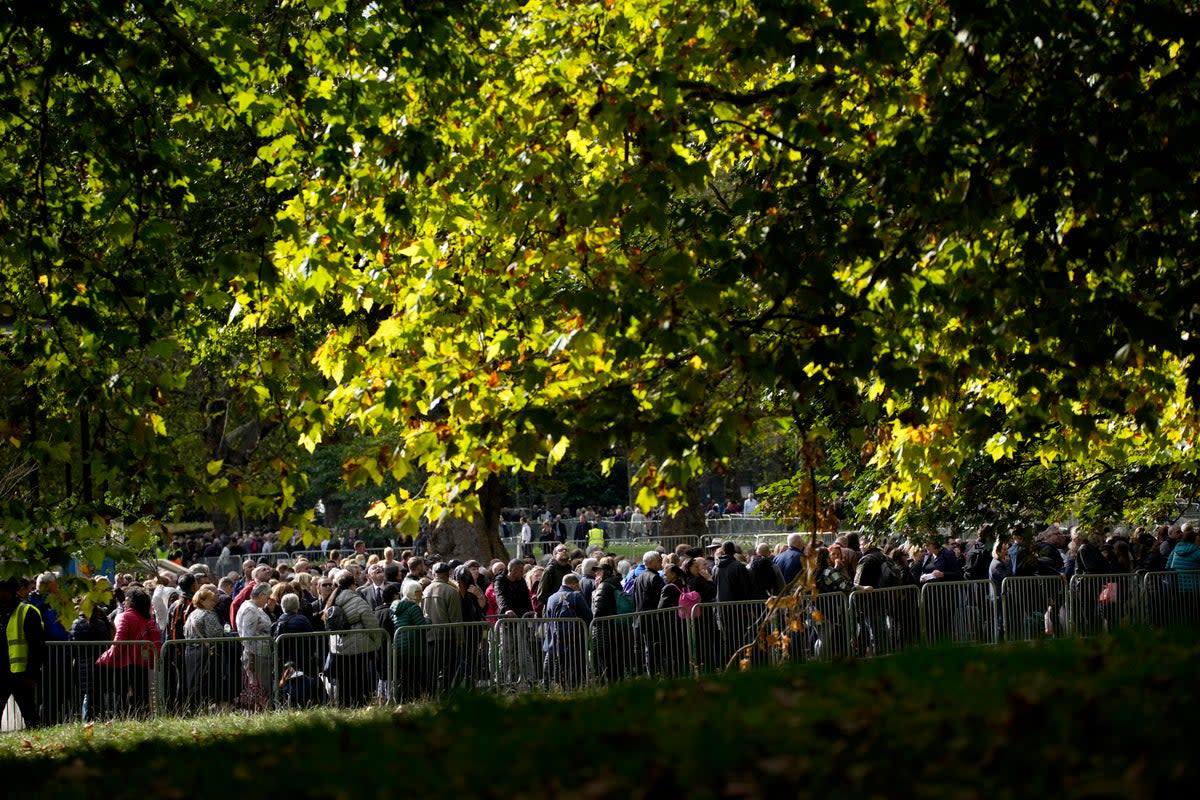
[391,582,430,701]
[917,539,964,583]
[519,515,533,559]
[542,573,591,689]
[97,587,160,718]
[710,541,756,666]
[229,564,272,632]
[70,590,114,722]
[27,571,69,725]
[749,543,785,599]
[422,562,463,693]
[654,564,691,676]
[590,561,631,682]
[272,592,316,675]
[1166,525,1200,616]
[853,539,893,657]
[323,570,382,707]
[162,571,196,713]
[536,546,574,611]
[773,533,808,586]
[183,585,236,711]
[684,555,720,671]
[632,551,665,676]
[358,563,389,610]
[1,575,46,728]
[451,564,487,685]
[236,582,274,710]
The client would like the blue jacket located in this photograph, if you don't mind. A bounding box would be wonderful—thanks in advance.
[1167,541,1200,591]
[773,547,806,585]
[919,547,963,582]
[28,591,68,642]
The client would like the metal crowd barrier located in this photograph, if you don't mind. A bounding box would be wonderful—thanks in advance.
[1000,576,1068,641]
[7,572,1200,732]
[390,621,494,702]
[847,585,922,657]
[788,591,853,663]
[1143,570,1200,627]
[1069,573,1142,636]
[157,636,253,716]
[273,629,388,708]
[921,579,999,646]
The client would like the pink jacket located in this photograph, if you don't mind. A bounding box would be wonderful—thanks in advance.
[97,610,162,668]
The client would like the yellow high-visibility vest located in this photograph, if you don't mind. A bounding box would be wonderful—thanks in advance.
[587,527,605,550]
[6,602,41,674]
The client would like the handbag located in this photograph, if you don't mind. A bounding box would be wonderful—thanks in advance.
[1098,581,1117,604]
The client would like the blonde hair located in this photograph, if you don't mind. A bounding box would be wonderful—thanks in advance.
[192,585,218,608]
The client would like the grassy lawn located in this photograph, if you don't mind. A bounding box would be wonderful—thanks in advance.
[2,625,1197,798]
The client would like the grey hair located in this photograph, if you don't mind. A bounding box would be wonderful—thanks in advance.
[402,581,423,602]
[250,582,273,600]
[36,571,58,590]
[280,593,301,613]
[787,533,805,548]
[642,551,660,566]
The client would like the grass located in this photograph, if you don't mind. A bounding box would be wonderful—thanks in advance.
[2,626,1198,798]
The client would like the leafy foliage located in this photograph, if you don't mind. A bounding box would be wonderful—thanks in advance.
[3,1,1199,568]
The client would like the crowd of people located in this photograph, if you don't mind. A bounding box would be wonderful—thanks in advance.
[4,517,1198,730]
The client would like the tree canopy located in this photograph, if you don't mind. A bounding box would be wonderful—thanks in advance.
[2,0,1198,570]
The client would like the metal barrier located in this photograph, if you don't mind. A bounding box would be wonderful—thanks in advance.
[784,592,852,663]
[157,636,249,715]
[29,640,161,724]
[1142,570,1200,628]
[9,571,1200,731]
[1069,573,1142,636]
[1001,576,1068,641]
[590,610,641,683]
[920,580,998,646]
[493,617,557,690]
[692,599,776,671]
[847,586,922,657]
[390,621,493,702]
[630,607,694,680]
[274,628,387,708]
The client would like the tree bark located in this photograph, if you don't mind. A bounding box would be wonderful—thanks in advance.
[660,479,707,541]
[426,474,508,563]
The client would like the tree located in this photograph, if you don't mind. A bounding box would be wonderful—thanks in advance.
[4,1,1199,573]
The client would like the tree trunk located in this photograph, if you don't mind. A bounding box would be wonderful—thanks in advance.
[660,479,707,542]
[427,474,508,563]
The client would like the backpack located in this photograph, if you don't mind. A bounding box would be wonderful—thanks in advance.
[963,542,990,580]
[878,558,903,588]
[677,589,702,620]
[615,590,635,616]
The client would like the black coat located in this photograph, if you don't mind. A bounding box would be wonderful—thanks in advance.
[633,569,665,612]
[712,555,754,602]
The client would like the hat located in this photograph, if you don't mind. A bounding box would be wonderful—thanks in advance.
[706,540,723,550]
[432,562,452,574]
